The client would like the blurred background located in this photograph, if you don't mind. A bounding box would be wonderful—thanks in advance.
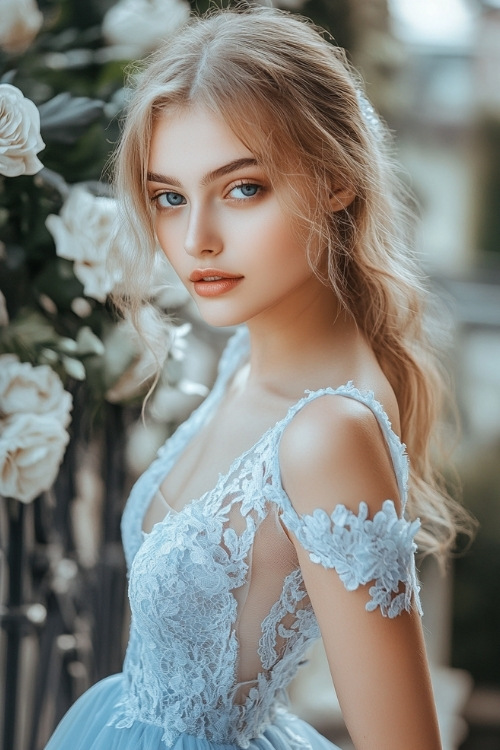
[0,1,499,749]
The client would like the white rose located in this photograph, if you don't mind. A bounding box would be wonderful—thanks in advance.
[104,306,169,403]
[0,83,45,177]
[0,355,72,427]
[102,0,190,58]
[0,412,70,503]
[0,0,43,54]
[46,187,122,303]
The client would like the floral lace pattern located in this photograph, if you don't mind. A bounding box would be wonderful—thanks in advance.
[281,500,421,618]
[111,501,248,744]
[258,569,315,670]
[111,327,422,747]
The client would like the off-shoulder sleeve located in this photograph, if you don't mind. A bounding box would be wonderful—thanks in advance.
[280,498,422,619]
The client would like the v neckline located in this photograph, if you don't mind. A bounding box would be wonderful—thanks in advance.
[141,386,406,538]
[141,401,292,535]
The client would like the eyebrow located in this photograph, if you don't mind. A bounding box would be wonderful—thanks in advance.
[146,158,259,188]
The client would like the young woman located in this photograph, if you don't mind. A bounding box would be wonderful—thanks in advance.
[45,7,467,750]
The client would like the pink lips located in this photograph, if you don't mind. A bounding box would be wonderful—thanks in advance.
[189,268,243,297]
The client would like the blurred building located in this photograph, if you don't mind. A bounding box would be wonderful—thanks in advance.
[291,2,500,748]
[388,1,500,747]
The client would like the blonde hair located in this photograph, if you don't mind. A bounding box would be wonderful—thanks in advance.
[112,6,470,559]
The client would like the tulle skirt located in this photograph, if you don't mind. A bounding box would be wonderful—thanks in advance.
[44,674,341,750]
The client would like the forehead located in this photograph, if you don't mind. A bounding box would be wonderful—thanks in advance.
[148,105,256,176]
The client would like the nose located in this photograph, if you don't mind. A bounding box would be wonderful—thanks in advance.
[184,204,222,258]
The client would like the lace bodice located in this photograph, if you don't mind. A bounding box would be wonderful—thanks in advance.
[112,327,421,747]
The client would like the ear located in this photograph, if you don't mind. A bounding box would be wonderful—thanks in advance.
[330,186,355,212]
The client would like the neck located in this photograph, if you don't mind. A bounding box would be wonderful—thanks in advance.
[244,277,359,392]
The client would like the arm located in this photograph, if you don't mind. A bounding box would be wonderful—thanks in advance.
[279,396,441,750]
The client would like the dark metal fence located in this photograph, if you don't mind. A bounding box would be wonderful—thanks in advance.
[0,398,133,750]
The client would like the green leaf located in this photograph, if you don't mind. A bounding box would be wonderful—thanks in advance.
[39,93,104,144]
[5,309,58,346]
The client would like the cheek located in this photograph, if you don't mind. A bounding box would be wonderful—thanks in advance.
[263,220,308,270]
[154,217,182,266]
[154,219,168,251]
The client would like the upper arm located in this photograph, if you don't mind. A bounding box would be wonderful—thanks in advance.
[279,396,441,750]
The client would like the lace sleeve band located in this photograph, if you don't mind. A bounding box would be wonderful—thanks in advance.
[281,499,422,619]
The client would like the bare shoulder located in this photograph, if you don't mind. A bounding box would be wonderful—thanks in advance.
[281,393,381,466]
[279,390,402,517]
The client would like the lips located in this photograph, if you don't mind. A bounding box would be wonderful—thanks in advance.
[189,268,243,298]
[189,268,242,282]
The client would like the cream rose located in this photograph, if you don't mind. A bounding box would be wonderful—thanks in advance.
[104,306,171,403]
[102,0,190,58]
[46,187,122,303]
[0,84,45,177]
[0,0,43,54]
[0,355,72,427]
[0,412,70,503]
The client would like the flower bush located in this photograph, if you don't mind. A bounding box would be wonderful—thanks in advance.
[0,0,210,504]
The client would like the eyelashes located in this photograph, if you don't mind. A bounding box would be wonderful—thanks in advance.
[226,181,262,200]
[150,180,265,210]
[152,191,186,208]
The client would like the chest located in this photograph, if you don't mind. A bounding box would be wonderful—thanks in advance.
[158,390,292,514]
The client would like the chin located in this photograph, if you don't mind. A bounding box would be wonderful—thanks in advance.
[194,304,248,330]
[201,314,248,329]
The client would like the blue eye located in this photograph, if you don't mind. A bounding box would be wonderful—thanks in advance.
[156,191,186,207]
[230,183,260,199]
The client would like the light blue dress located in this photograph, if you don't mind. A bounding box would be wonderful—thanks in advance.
[45,327,421,750]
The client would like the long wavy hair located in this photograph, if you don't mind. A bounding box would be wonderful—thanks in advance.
[111,6,470,559]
